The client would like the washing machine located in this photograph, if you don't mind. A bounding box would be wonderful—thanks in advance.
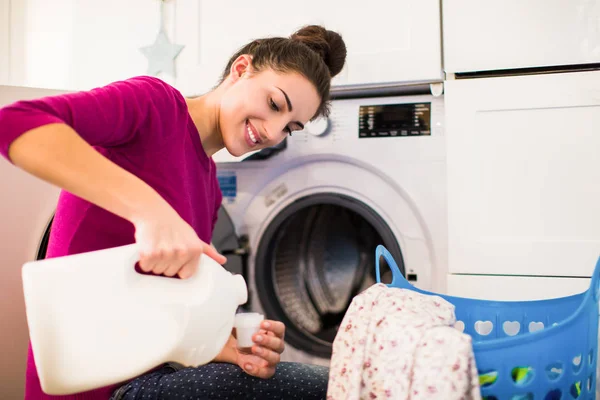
[211,90,448,365]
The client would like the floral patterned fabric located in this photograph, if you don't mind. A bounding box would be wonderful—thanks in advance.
[327,284,481,400]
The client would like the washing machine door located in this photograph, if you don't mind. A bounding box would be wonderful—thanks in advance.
[252,192,404,359]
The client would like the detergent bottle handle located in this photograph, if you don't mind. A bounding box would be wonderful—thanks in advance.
[124,243,205,287]
[375,245,410,289]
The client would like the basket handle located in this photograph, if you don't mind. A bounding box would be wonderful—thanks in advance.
[376,245,410,288]
[592,256,600,302]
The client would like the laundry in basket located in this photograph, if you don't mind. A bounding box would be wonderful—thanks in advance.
[327,280,481,399]
[374,245,600,400]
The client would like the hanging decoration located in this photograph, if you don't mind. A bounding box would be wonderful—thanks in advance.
[139,0,185,77]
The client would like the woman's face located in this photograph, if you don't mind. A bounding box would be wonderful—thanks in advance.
[219,56,321,157]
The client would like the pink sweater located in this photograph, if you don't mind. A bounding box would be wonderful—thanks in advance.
[0,76,223,399]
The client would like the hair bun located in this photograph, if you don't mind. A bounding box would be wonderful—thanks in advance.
[290,25,347,78]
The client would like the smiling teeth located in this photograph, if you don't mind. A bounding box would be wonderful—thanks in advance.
[247,124,258,144]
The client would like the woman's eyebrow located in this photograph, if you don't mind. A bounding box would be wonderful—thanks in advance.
[276,87,293,112]
[275,87,304,129]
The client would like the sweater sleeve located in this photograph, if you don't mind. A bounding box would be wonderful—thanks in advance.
[0,76,176,162]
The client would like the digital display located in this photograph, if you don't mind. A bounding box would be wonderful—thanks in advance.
[358,103,431,138]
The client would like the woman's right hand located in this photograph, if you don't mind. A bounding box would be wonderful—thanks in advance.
[131,202,227,280]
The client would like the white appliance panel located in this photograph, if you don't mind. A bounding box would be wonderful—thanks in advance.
[443,0,600,73]
[445,71,600,277]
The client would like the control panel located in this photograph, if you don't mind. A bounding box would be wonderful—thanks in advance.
[358,103,431,138]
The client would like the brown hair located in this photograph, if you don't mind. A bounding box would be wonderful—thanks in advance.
[220,25,347,119]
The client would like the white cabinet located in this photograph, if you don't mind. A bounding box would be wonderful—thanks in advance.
[0,0,8,85]
[4,0,443,93]
[174,0,443,96]
[7,0,168,90]
[67,0,166,90]
[445,70,600,278]
[443,0,600,73]
[8,0,76,89]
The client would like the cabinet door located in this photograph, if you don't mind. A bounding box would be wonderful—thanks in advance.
[67,0,165,90]
[8,0,443,92]
[8,0,163,90]
[445,71,600,277]
[174,0,442,96]
[9,0,76,89]
[0,0,8,85]
[443,0,600,73]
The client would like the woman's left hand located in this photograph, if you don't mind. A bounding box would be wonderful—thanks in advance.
[235,320,286,379]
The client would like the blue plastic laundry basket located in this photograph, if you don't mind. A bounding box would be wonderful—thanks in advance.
[375,245,600,400]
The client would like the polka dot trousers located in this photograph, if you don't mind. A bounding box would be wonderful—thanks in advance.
[110,362,329,400]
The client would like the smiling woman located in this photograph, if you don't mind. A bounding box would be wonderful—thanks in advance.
[0,23,346,400]
[190,25,347,158]
[216,67,319,156]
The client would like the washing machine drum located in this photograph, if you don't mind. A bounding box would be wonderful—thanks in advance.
[254,193,404,359]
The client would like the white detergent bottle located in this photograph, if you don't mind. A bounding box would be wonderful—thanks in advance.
[21,244,248,396]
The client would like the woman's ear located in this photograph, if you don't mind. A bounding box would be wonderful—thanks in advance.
[229,54,253,82]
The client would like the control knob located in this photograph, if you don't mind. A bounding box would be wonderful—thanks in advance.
[304,116,330,137]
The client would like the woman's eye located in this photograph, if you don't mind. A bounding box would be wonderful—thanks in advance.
[270,99,280,112]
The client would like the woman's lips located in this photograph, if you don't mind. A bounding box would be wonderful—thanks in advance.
[245,120,261,147]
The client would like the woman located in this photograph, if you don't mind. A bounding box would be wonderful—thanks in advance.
[0,25,346,400]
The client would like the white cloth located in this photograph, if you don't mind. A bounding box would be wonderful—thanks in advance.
[327,284,481,400]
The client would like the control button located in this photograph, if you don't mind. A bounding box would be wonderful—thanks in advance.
[304,116,330,137]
